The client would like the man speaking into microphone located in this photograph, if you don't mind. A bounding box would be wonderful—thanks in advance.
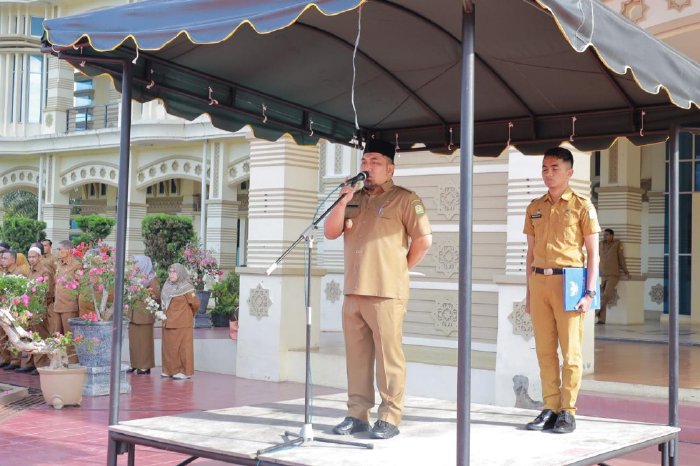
[324,139,432,439]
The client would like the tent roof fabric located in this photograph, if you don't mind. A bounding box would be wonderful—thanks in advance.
[43,0,700,155]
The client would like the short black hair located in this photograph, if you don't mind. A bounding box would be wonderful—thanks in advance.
[0,242,10,251]
[544,147,574,168]
[42,239,53,246]
[604,228,614,235]
[31,242,45,255]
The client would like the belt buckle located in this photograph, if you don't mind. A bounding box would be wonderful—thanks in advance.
[543,268,554,276]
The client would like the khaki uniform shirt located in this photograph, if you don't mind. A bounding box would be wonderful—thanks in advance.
[29,262,55,303]
[343,179,431,299]
[2,262,29,277]
[600,239,628,277]
[163,291,199,329]
[523,188,601,268]
[54,256,82,314]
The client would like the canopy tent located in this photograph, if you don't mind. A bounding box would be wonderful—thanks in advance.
[42,1,700,465]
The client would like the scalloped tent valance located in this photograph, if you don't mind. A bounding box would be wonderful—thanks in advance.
[43,0,700,155]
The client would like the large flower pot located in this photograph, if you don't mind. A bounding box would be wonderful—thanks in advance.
[37,366,87,409]
[194,290,212,328]
[68,318,131,396]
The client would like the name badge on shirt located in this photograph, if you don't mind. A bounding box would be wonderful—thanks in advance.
[530,213,542,219]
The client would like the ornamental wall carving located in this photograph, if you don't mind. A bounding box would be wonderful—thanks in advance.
[136,157,210,190]
[60,162,119,192]
[0,167,40,194]
[228,159,251,186]
[435,241,459,277]
[324,280,342,304]
[508,299,534,341]
[432,298,458,336]
[437,184,460,220]
[248,283,272,320]
[649,283,664,305]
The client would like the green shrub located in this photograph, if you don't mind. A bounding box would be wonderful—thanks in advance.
[72,214,116,245]
[211,271,239,320]
[142,214,195,271]
[0,216,46,252]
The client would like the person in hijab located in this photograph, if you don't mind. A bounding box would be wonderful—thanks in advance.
[160,263,199,379]
[126,255,161,375]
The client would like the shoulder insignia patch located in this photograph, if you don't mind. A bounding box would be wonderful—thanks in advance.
[415,204,425,215]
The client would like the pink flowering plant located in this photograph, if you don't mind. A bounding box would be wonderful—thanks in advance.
[0,274,48,328]
[59,240,155,322]
[181,241,223,291]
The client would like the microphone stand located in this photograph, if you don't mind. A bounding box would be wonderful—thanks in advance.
[258,190,373,457]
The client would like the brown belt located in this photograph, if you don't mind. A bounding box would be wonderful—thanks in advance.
[532,267,564,275]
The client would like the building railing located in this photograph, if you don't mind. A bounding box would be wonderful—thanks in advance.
[66,103,119,132]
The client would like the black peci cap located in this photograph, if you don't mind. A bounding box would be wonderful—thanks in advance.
[363,139,396,162]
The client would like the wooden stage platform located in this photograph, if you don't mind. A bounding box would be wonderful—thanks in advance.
[109,393,678,465]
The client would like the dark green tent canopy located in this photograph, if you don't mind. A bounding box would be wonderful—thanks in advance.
[43,0,700,155]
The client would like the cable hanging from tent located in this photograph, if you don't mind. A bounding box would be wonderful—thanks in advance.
[308,118,314,136]
[640,110,646,136]
[132,46,139,65]
[448,127,455,151]
[395,133,400,157]
[262,103,268,123]
[208,87,218,106]
[570,116,577,142]
[350,5,363,133]
[146,68,155,89]
[506,122,514,148]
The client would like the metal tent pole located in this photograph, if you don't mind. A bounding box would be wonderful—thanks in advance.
[107,59,133,466]
[667,126,680,466]
[457,3,475,465]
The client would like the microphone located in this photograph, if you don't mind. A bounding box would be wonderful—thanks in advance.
[341,171,369,187]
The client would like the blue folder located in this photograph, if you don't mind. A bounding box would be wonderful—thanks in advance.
[563,267,600,311]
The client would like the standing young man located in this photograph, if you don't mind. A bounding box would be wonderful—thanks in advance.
[324,139,432,439]
[598,228,629,324]
[523,147,600,434]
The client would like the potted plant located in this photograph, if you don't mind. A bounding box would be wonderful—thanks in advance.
[0,274,87,409]
[210,271,239,328]
[181,241,223,327]
[57,241,156,395]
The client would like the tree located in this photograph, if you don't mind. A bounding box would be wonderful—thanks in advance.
[142,214,195,278]
[0,216,46,252]
[72,214,116,246]
[2,191,38,219]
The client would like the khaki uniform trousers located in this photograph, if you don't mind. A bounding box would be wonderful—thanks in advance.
[529,273,585,414]
[597,275,620,323]
[162,327,194,377]
[48,308,79,364]
[342,295,407,427]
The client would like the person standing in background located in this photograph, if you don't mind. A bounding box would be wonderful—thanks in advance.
[127,255,160,375]
[597,228,629,325]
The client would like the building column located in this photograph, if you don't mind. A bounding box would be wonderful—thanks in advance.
[43,56,73,134]
[206,142,238,271]
[42,154,71,242]
[236,136,322,382]
[494,149,596,408]
[597,139,645,324]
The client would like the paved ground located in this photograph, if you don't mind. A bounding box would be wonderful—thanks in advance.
[1,365,699,465]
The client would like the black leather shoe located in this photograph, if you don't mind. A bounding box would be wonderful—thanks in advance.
[332,416,370,435]
[0,362,10,369]
[136,368,151,375]
[3,364,20,371]
[526,409,558,431]
[31,369,39,376]
[126,367,136,373]
[552,411,576,433]
[15,365,35,373]
[370,420,400,439]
